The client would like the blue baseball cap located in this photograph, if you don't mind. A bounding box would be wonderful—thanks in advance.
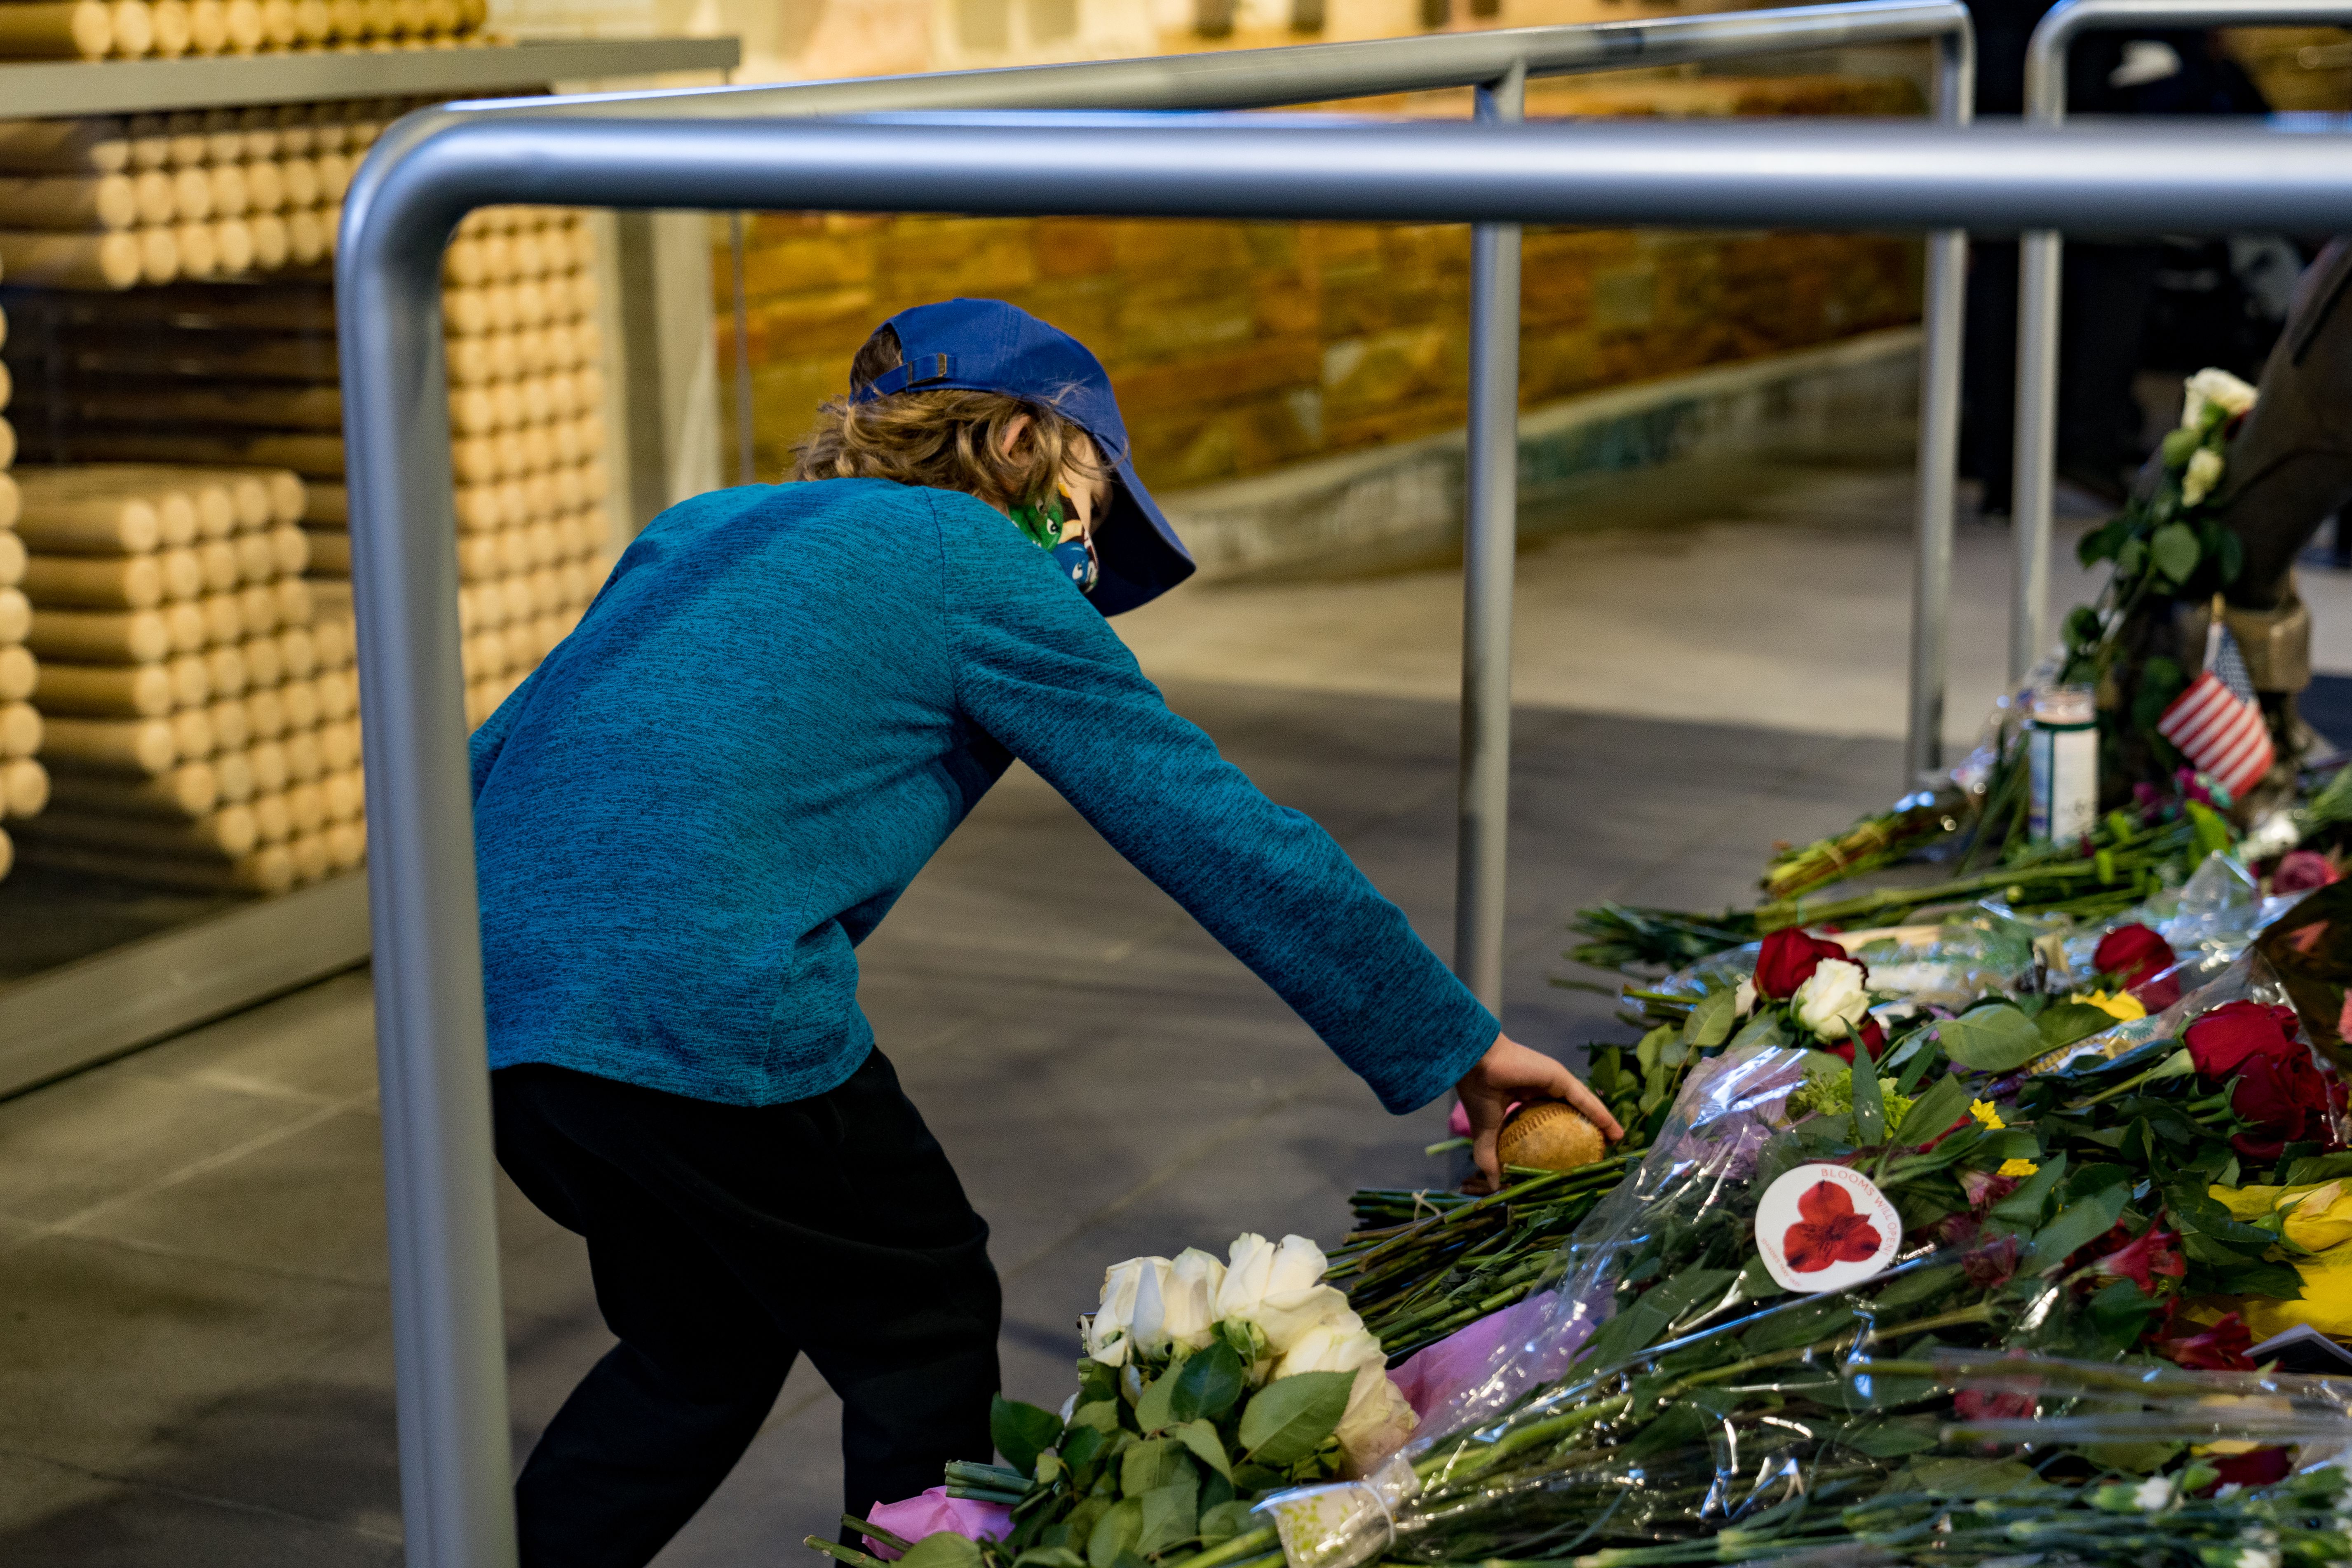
[854,298,1195,615]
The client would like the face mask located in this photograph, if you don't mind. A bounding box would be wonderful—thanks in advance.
[1010,497,1099,595]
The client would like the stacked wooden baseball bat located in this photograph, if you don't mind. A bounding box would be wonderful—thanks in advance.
[0,307,49,885]
[3,462,365,894]
[0,97,422,287]
[0,0,490,61]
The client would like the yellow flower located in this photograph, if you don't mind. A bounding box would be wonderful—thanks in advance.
[2081,990,2147,1023]
[2243,1245,2352,1340]
[1999,1159,2040,1179]
[1970,1100,2006,1131]
[2208,1180,2352,1244]
[2282,1181,2352,1252]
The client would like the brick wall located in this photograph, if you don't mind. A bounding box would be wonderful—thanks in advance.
[717,73,1925,490]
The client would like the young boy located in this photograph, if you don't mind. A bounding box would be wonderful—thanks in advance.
[468,298,1621,1568]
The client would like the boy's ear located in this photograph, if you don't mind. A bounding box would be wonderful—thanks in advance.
[998,414,1033,459]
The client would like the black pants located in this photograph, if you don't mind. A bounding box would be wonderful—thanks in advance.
[492,1052,1002,1568]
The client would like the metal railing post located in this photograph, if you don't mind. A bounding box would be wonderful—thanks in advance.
[1908,22,1973,781]
[2013,0,2352,684]
[1457,60,1526,1015]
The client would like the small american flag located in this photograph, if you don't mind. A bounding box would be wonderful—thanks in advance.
[2159,620,2273,802]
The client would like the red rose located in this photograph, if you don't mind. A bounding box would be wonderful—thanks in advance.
[2228,1047,2331,1162]
[2185,1001,2305,1078]
[2275,850,2341,894]
[1781,1180,1883,1272]
[1754,927,1856,1001]
[2157,1312,2255,1373]
[2094,923,2181,1009]
[2208,1448,2294,1488]
[1826,1015,1886,1067]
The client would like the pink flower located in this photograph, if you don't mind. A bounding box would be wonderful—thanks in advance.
[2084,1225,2186,1295]
[2276,850,2341,893]
[2157,1312,2256,1372]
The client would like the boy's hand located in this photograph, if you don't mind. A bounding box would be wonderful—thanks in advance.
[1455,1033,1624,1193]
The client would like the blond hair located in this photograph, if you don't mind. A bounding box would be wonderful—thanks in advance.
[790,325,1102,513]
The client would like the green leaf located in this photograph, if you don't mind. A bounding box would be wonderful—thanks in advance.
[1938,1006,2049,1073]
[1685,986,1736,1050]
[2028,1182,2130,1269]
[1167,1340,1245,1425]
[1060,1424,1106,1477]
[993,1395,1064,1476]
[1120,1438,1190,1498]
[2085,1277,2167,1351]
[2150,522,2201,584]
[1836,1416,1942,1458]
[904,1535,987,1568]
[1069,1401,1120,1436]
[1739,1298,1857,1356]
[1887,1457,2061,1499]
[1165,1418,1232,1483]
[1236,1371,1355,1468]
[1086,1500,1142,1568]
[1134,1474,1199,1558]
[2282,1152,2352,1186]
[1197,1501,1256,1545]
[1852,1059,1887,1145]
[1991,1154,2067,1225]
[1620,1402,1707,1461]
[1729,1011,1791,1051]
[1892,1074,1969,1147]
[1015,1552,1087,1568]
[2036,1003,2116,1052]
[1576,1268,1738,1370]
[1132,1371,1176,1435]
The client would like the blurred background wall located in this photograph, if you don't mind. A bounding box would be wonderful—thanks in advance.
[485,0,2352,563]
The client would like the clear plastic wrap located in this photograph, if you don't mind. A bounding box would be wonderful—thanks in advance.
[1258,1039,2352,1568]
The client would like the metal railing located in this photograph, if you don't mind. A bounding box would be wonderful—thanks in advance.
[2010,0,2352,682]
[341,109,2352,1568]
[425,0,1975,1009]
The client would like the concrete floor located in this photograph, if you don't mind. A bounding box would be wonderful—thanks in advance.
[0,458,2294,1563]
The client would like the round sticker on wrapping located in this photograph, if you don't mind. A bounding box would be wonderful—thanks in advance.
[1753,1162,1901,1294]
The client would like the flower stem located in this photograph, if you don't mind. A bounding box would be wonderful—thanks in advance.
[804,1538,893,1568]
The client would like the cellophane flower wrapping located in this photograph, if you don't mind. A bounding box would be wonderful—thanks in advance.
[1262,1040,2352,1568]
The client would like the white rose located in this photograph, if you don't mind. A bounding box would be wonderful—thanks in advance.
[1792,958,1870,1042]
[1733,977,1757,1018]
[1215,1233,1356,1353]
[1273,1322,1386,1381]
[2181,446,2225,507]
[2182,367,2258,430]
[1273,1324,1415,1476]
[1160,1247,1226,1352]
[1333,1367,1418,1477]
[1087,1256,1169,1365]
[1215,1233,1277,1322]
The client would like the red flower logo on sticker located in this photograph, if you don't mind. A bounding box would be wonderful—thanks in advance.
[1782,1180,1884,1273]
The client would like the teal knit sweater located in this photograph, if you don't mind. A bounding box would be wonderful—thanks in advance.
[468,478,1498,1111]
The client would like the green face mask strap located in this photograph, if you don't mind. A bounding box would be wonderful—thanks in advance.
[1008,496,1066,551]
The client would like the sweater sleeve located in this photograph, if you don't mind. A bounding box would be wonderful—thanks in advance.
[933,494,1497,1113]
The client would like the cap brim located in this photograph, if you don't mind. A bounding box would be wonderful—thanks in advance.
[1087,452,1194,615]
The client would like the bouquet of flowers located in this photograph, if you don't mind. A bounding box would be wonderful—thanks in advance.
[1260,949,2352,1568]
[813,1235,1418,1568]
